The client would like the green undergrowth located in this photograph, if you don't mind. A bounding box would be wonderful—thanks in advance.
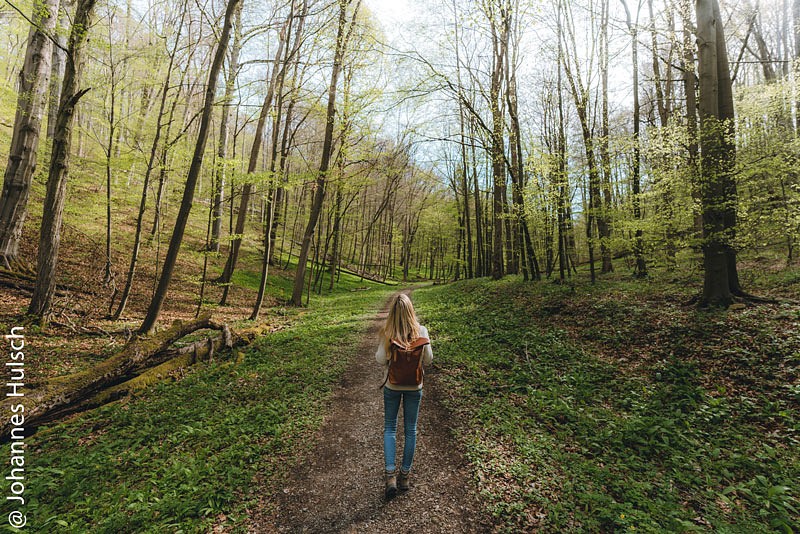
[413,277,799,533]
[0,285,397,533]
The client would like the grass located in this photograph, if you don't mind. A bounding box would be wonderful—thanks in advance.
[0,283,397,533]
[412,274,799,533]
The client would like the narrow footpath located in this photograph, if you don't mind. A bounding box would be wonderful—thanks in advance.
[249,289,491,533]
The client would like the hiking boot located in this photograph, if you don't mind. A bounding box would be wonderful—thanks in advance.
[398,469,410,491]
[385,470,397,499]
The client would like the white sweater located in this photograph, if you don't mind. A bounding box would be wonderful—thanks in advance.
[375,325,434,391]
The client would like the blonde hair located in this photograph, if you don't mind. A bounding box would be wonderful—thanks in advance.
[380,293,420,350]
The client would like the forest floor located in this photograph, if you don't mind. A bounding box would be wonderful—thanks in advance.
[2,240,798,532]
[248,288,492,533]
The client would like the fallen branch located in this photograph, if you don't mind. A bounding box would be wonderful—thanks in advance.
[1,314,236,441]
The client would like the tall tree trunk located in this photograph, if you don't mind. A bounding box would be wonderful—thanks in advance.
[682,0,702,236]
[506,53,539,281]
[453,0,473,279]
[489,3,508,280]
[291,0,361,305]
[268,7,306,267]
[470,119,484,277]
[560,0,600,283]
[0,0,59,269]
[210,0,243,253]
[329,185,343,289]
[139,0,242,334]
[556,3,568,281]
[252,0,306,319]
[46,0,71,140]
[621,0,647,277]
[711,0,741,296]
[28,0,96,319]
[696,0,735,307]
[598,0,614,275]
[103,11,119,287]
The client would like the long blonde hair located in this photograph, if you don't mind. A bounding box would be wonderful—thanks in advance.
[380,293,420,350]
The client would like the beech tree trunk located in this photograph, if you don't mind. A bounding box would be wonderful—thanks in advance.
[489,2,509,280]
[682,0,702,235]
[28,0,96,320]
[696,0,739,307]
[712,0,742,296]
[621,0,647,277]
[46,0,71,140]
[253,0,308,319]
[0,0,59,269]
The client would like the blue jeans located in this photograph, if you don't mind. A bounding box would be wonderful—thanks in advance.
[383,387,423,473]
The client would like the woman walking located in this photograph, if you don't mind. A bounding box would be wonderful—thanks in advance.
[375,293,433,498]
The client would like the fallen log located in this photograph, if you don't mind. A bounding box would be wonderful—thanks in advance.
[1,314,235,441]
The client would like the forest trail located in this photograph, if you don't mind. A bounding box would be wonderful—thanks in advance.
[249,289,491,533]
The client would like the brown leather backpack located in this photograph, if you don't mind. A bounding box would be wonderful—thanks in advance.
[380,337,430,388]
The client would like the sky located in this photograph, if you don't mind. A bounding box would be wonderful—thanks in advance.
[363,0,415,27]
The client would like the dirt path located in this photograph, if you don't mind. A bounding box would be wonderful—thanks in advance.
[249,289,492,533]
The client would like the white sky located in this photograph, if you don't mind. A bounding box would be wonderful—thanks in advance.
[363,0,415,26]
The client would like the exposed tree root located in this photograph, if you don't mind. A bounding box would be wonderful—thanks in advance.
[730,290,779,304]
[686,290,782,308]
[1,314,241,441]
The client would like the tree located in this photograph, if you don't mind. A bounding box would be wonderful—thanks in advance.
[210,0,243,253]
[620,0,647,277]
[695,0,741,307]
[252,0,309,320]
[560,0,604,283]
[0,0,60,269]
[28,0,97,320]
[505,1,540,281]
[486,0,509,280]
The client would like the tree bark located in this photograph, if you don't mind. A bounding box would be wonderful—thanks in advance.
[46,0,71,140]
[712,0,741,296]
[598,0,614,275]
[696,0,733,307]
[682,0,702,235]
[28,0,96,319]
[621,0,647,277]
[489,2,508,281]
[0,0,59,269]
